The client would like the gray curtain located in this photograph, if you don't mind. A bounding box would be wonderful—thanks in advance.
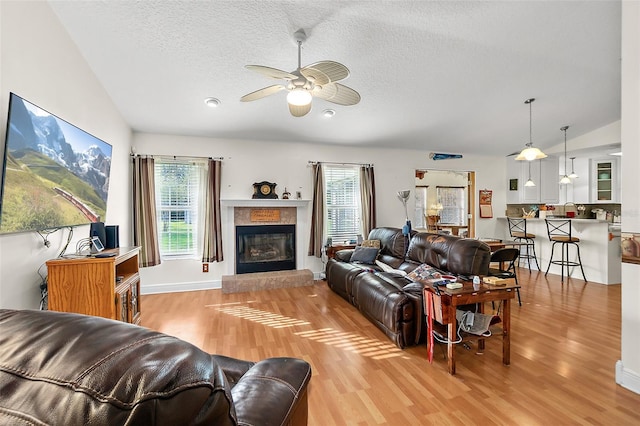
[132,156,161,267]
[202,159,223,262]
[308,163,324,257]
[360,165,376,237]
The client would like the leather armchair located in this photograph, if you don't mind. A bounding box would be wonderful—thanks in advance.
[0,309,311,425]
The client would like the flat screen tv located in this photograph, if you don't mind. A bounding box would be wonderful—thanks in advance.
[0,93,112,234]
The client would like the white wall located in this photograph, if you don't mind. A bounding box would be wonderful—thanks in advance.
[0,1,132,309]
[617,0,640,395]
[133,132,507,292]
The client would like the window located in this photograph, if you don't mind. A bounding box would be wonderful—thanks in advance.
[324,165,362,244]
[436,186,466,225]
[155,159,206,258]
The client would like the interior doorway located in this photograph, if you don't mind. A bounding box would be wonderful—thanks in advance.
[414,169,475,238]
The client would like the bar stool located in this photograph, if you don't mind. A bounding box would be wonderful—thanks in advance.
[507,217,539,270]
[544,219,587,283]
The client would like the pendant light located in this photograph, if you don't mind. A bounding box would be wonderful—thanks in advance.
[559,125,572,184]
[515,98,548,161]
[524,161,536,187]
[569,157,578,179]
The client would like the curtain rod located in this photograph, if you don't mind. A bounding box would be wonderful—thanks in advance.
[131,154,223,161]
[308,160,373,167]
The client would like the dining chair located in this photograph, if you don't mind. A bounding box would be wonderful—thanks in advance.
[488,248,521,306]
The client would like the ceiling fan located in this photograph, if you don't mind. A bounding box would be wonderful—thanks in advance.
[240,29,361,117]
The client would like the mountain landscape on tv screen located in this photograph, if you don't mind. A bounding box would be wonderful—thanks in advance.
[0,95,112,234]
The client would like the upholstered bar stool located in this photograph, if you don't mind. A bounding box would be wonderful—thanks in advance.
[544,219,587,283]
[507,217,540,271]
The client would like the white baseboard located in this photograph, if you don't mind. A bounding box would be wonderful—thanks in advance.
[616,360,640,395]
[141,280,221,295]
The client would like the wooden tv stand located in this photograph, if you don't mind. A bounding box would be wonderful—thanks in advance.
[46,247,141,324]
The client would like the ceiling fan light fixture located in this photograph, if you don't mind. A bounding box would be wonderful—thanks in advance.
[516,98,547,161]
[204,97,220,107]
[287,88,312,106]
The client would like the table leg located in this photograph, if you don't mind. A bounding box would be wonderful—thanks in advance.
[447,321,455,374]
[503,298,511,365]
[477,302,485,353]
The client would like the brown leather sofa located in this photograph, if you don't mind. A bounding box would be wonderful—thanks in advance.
[325,227,490,348]
[0,309,311,425]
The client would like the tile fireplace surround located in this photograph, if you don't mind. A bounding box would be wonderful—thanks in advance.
[220,199,313,293]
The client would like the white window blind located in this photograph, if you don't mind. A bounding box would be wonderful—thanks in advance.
[155,160,206,258]
[324,165,362,244]
[436,186,465,225]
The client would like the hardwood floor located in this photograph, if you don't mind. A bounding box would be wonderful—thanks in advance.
[142,270,640,425]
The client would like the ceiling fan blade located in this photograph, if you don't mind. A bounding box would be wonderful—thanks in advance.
[313,83,361,106]
[240,85,286,102]
[301,61,350,85]
[288,101,312,117]
[245,65,297,80]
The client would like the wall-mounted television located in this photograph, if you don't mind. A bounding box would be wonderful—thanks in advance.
[0,93,112,234]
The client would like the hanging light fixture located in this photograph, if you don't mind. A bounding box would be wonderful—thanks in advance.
[560,125,572,184]
[569,157,578,179]
[524,161,536,187]
[515,98,548,161]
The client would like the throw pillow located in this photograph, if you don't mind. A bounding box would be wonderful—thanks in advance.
[406,263,442,284]
[361,239,381,249]
[350,246,379,264]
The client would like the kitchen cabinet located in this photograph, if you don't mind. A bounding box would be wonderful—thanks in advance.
[591,157,620,203]
[506,155,559,204]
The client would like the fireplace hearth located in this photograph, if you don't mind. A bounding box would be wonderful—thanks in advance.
[236,224,295,274]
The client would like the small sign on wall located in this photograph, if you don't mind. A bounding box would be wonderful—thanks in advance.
[479,189,493,218]
[250,209,281,222]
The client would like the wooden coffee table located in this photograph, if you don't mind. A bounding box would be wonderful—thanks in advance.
[424,278,519,375]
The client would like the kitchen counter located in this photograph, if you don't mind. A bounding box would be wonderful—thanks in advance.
[497,217,621,284]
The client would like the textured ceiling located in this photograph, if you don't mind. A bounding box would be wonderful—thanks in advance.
[48,0,621,156]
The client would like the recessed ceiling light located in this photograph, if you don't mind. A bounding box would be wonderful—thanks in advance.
[322,109,335,118]
[204,97,220,107]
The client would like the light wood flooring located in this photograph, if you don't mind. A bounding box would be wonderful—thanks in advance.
[142,270,640,425]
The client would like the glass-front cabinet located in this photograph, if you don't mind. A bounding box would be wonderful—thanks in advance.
[591,157,620,203]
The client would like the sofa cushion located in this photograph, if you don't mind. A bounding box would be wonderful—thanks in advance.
[350,246,379,264]
[406,232,490,276]
[368,227,411,259]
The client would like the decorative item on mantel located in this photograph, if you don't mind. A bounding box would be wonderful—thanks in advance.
[252,181,278,199]
[282,188,291,199]
[397,190,411,235]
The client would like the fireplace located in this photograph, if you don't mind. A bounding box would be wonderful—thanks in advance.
[235,224,296,274]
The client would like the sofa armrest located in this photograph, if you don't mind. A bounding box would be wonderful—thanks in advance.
[212,354,255,388]
[231,357,312,426]
[334,249,354,262]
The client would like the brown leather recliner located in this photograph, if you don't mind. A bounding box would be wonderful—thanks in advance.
[0,309,311,425]
[326,227,490,348]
